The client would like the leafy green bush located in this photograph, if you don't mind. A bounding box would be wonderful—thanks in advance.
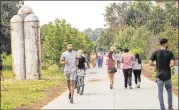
[130,48,143,56]
[48,64,59,71]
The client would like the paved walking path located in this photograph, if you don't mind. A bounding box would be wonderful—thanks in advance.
[42,66,178,109]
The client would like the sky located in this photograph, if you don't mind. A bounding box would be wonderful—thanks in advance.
[24,1,116,31]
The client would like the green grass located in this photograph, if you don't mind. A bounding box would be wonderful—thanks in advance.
[2,70,13,79]
[1,69,66,109]
[172,74,178,89]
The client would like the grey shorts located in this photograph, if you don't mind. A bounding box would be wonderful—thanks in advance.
[64,71,76,80]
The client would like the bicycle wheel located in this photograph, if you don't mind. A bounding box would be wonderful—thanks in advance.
[77,76,84,95]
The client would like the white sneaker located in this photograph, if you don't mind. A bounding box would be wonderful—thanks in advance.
[137,82,140,88]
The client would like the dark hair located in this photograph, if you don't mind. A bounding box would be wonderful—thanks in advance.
[159,38,168,45]
[135,53,141,64]
[118,51,119,54]
[124,48,129,52]
[67,42,72,45]
[108,51,113,59]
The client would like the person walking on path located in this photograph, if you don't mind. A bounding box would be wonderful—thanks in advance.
[97,52,103,68]
[149,38,175,110]
[90,53,97,68]
[106,51,117,89]
[116,51,121,69]
[0,59,4,81]
[86,53,91,68]
[120,48,135,89]
[133,53,142,88]
[60,43,78,103]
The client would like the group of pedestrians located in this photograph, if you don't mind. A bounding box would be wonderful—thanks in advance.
[90,52,104,68]
[106,49,142,89]
[105,38,175,110]
[60,38,175,110]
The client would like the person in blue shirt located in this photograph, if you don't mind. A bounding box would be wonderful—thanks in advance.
[116,51,121,69]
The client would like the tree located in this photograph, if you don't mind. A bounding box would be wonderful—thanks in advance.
[0,1,22,54]
[84,28,104,41]
[125,1,153,27]
[104,1,130,41]
[41,19,94,67]
[114,25,153,59]
[104,2,129,30]
[160,22,178,58]
[164,1,178,27]
[146,6,166,35]
[115,26,135,50]
[96,29,113,51]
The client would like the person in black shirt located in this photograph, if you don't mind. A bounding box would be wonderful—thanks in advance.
[75,50,86,88]
[77,56,86,70]
[149,38,175,110]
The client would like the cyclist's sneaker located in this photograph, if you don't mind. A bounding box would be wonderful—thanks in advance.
[70,98,73,103]
[68,92,71,99]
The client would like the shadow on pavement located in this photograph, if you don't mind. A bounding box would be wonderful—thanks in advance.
[83,92,109,96]
[114,86,157,91]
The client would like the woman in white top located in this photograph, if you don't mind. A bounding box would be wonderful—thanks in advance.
[133,53,142,88]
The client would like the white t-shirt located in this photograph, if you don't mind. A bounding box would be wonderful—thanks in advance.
[133,59,142,70]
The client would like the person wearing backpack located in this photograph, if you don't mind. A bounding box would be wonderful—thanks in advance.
[149,38,175,110]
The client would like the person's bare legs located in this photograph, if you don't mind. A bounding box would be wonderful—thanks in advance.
[67,80,71,99]
[108,72,112,84]
[108,72,114,89]
[68,72,75,103]
[111,73,115,86]
[70,80,75,98]
[67,80,70,91]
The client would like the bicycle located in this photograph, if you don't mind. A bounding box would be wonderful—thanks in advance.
[76,69,86,95]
